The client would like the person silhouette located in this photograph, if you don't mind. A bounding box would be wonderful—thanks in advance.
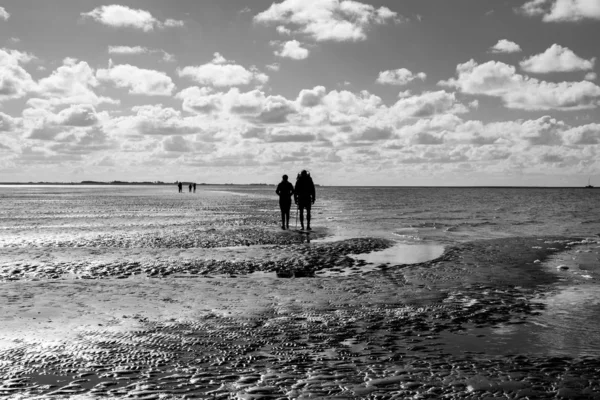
[193,183,196,193]
[178,182,182,193]
[276,174,294,230]
[188,184,192,193]
[294,170,315,231]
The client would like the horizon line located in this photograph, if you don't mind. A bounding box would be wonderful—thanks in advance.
[0,181,595,189]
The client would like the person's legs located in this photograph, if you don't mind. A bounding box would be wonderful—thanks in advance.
[299,207,305,230]
[306,206,311,230]
[279,204,286,229]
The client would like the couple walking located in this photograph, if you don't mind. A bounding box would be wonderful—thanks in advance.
[276,170,315,231]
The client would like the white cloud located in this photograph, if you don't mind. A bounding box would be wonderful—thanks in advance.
[108,45,149,54]
[254,0,400,42]
[163,135,193,152]
[0,7,9,21]
[56,104,100,127]
[274,40,309,60]
[163,18,185,28]
[520,44,595,73]
[489,39,522,54]
[266,63,280,71]
[0,112,20,132]
[376,68,426,85]
[82,5,184,31]
[520,0,600,22]
[108,46,176,62]
[276,25,291,35]
[585,72,598,81]
[178,54,269,87]
[0,48,37,101]
[108,104,201,137]
[176,87,297,124]
[32,58,118,109]
[97,62,175,96]
[440,59,600,110]
[389,91,470,119]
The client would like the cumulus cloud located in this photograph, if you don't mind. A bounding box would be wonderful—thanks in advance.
[108,104,201,137]
[108,45,148,54]
[176,87,297,124]
[254,0,400,42]
[178,53,269,87]
[163,135,193,152]
[274,40,309,59]
[33,58,118,109]
[376,68,426,85]
[81,5,184,31]
[585,72,598,81]
[0,6,9,20]
[519,0,600,22]
[520,44,595,73]
[0,112,20,132]
[489,39,522,54]
[440,59,600,110]
[97,62,175,96]
[0,48,37,102]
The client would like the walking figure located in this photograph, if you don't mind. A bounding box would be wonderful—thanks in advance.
[193,183,196,193]
[189,184,192,193]
[276,174,294,230]
[178,182,183,193]
[294,170,315,231]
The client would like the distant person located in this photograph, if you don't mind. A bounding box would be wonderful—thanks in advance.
[178,182,182,193]
[189,184,192,193]
[276,174,294,230]
[193,183,196,193]
[294,170,315,231]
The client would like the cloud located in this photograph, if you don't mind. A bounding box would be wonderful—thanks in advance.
[97,62,175,96]
[585,72,598,81]
[489,39,522,54]
[108,46,177,63]
[108,104,202,137]
[389,91,470,119]
[0,48,37,102]
[376,68,426,85]
[297,86,327,107]
[178,53,269,87]
[0,6,9,21]
[163,135,193,152]
[274,40,309,59]
[108,45,148,54]
[33,58,118,109]
[0,112,20,132]
[254,0,400,42]
[520,44,595,73]
[56,104,100,127]
[266,63,280,71]
[440,59,600,110]
[81,5,184,31]
[519,0,600,22]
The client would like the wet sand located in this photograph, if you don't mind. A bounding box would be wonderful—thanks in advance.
[1,188,600,398]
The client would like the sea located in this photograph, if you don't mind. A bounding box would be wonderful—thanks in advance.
[1,185,600,358]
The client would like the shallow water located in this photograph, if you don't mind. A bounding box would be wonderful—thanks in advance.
[226,185,600,244]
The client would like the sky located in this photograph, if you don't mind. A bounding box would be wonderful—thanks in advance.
[1,0,600,186]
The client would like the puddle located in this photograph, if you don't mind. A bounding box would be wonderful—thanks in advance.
[352,242,445,265]
[435,284,600,358]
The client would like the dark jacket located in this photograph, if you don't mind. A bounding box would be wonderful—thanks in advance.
[294,176,315,203]
[276,181,294,203]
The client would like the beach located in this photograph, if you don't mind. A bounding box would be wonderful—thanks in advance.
[1,185,600,399]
